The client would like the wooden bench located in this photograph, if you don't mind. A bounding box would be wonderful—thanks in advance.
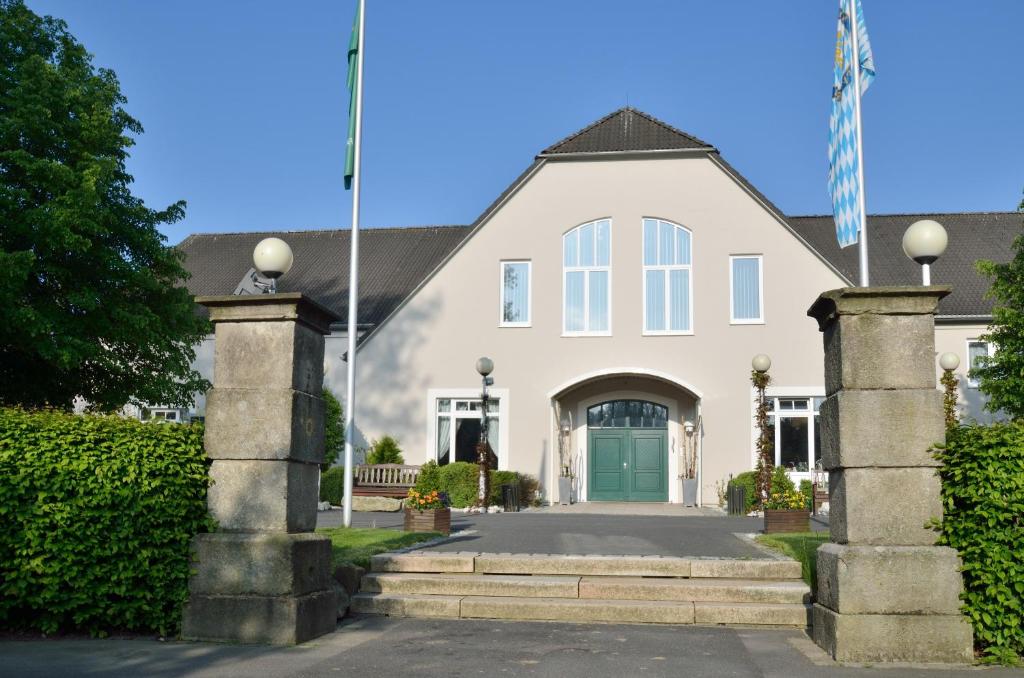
[352,464,421,498]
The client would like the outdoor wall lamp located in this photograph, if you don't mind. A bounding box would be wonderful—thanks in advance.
[684,420,695,437]
[252,237,294,293]
[902,219,948,286]
[751,353,772,373]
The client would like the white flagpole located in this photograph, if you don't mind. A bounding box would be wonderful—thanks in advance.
[343,0,366,529]
[849,0,869,286]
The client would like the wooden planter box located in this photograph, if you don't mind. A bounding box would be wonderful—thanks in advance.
[404,508,451,536]
[764,509,810,533]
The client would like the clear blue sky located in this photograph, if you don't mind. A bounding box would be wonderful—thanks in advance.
[28,0,1024,245]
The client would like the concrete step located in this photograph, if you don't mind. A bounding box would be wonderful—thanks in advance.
[578,576,810,604]
[362,573,581,598]
[370,552,802,580]
[351,592,811,627]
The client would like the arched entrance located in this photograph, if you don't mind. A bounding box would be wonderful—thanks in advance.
[587,400,668,502]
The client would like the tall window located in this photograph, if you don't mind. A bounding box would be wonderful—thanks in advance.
[967,340,993,388]
[643,219,692,333]
[563,219,611,335]
[730,255,764,324]
[435,397,500,465]
[500,260,531,326]
[765,397,822,475]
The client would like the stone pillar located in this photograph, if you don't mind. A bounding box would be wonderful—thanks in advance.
[182,293,339,645]
[807,287,973,663]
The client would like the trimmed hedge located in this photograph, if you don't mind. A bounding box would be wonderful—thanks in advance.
[413,461,538,508]
[319,466,347,505]
[0,408,213,636]
[936,423,1024,663]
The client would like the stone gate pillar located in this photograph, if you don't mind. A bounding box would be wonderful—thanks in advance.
[807,287,973,663]
[182,293,339,645]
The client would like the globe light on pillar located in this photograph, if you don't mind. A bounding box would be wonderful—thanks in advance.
[475,356,495,512]
[902,220,948,286]
[252,237,294,293]
[939,352,960,430]
[750,354,773,507]
[751,353,772,373]
[939,352,960,372]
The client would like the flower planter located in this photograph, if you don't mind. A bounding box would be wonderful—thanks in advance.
[404,507,451,536]
[682,478,698,507]
[557,476,573,505]
[763,509,810,533]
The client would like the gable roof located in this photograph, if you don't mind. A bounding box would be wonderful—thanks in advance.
[540,107,714,156]
[789,212,1022,318]
[178,226,470,327]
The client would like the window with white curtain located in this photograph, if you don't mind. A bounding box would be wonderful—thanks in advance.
[435,397,500,466]
[500,260,531,326]
[967,340,993,388]
[642,219,692,334]
[730,255,763,324]
[563,219,611,335]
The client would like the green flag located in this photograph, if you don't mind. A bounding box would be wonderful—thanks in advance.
[344,5,360,190]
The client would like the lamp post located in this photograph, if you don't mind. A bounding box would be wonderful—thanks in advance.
[475,356,494,511]
[939,352,960,431]
[751,354,773,509]
[252,237,294,293]
[902,220,948,286]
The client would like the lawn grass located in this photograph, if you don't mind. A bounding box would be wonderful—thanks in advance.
[316,527,441,569]
[755,532,829,589]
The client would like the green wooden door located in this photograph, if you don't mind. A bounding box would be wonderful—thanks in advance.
[587,421,668,502]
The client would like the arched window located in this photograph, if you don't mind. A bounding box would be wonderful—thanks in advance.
[563,219,611,335]
[642,219,692,334]
[587,400,668,429]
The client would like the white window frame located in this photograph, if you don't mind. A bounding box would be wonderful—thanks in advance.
[966,339,994,388]
[641,218,694,336]
[499,260,532,327]
[729,254,764,325]
[562,219,612,337]
[426,388,510,470]
[749,386,825,483]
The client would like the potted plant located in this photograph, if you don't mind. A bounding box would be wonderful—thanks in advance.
[404,489,451,535]
[763,488,811,533]
[556,406,575,505]
[680,418,700,506]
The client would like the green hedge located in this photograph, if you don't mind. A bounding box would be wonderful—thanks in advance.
[936,423,1024,663]
[413,461,537,508]
[0,408,212,636]
[319,466,347,505]
[728,470,758,513]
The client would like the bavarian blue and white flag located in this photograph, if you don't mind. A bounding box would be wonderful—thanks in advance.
[828,0,876,248]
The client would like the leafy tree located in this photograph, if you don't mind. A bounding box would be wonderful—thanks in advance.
[973,192,1024,418]
[366,435,404,465]
[322,389,344,470]
[0,1,208,410]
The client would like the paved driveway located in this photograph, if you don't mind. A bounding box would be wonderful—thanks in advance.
[6,618,1021,678]
[318,509,775,558]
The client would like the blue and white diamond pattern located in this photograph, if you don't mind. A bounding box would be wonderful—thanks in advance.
[828,0,875,248]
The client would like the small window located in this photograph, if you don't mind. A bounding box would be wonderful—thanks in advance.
[967,340,992,388]
[730,255,763,324]
[500,261,531,327]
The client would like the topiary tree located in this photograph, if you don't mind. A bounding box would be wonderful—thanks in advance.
[366,435,403,465]
[972,192,1024,418]
[0,1,209,410]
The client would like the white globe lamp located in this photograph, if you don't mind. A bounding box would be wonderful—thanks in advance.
[939,352,960,372]
[252,237,294,292]
[902,220,948,286]
[751,354,772,374]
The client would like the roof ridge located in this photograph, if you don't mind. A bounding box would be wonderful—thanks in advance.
[624,107,713,149]
[179,225,470,240]
[539,107,715,156]
[540,108,628,154]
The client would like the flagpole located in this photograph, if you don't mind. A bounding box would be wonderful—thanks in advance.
[849,0,869,286]
[342,0,366,529]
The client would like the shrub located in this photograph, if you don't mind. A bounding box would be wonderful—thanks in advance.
[412,461,528,508]
[319,466,347,505]
[936,423,1024,664]
[770,465,796,495]
[321,390,344,470]
[366,436,404,465]
[517,473,542,506]
[728,470,758,513]
[0,408,213,636]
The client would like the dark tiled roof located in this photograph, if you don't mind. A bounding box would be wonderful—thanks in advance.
[789,212,1022,317]
[177,226,470,326]
[540,107,714,156]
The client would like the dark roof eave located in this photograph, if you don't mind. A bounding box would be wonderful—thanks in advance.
[936,315,993,324]
[538,147,717,160]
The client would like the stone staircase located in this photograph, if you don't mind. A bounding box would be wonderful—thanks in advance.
[351,551,811,627]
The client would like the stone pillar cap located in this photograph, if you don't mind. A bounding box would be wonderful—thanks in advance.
[197,293,340,335]
[808,286,951,332]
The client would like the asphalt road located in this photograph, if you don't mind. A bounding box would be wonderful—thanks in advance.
[5,617,1020,678]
